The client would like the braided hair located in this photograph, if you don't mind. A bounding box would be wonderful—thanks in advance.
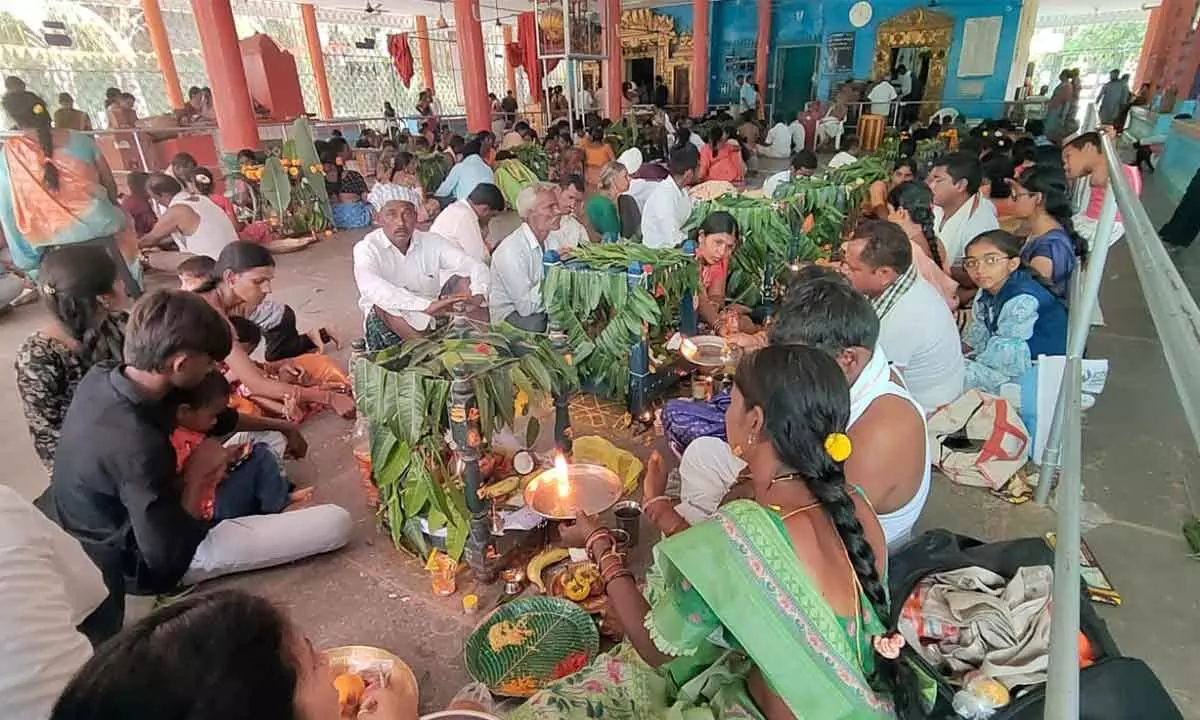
[38,245,125,366]
[2,90,59,191]
[732,345,902,702]
[888,180,943,269]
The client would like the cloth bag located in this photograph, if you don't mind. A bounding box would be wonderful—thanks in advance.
[927,390,1028,491]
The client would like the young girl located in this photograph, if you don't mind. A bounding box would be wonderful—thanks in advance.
[693,211,753,334]
[963,230,1068,393]
[698,125,745,184]
[579,126,615,190]
[1010,164,1083,301]
[171,371,311,521]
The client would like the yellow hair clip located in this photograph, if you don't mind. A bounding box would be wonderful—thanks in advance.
[824,432,852,463]
[32,103,45,115]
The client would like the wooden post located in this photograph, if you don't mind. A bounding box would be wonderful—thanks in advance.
[448,364,493,582]
[548,322,574,455]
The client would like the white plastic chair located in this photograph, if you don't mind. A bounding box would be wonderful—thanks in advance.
[931,107,960,125]
[815,110,844,150]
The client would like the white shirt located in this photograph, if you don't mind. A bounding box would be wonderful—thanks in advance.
[867,81,898,116]
[490,224,547,323]
[430,199,490,263]
[933,194,1000,264]
[689,132,705,150]
[789,121,808,153]
[626,178,658,211]
[169,193,236,259]
[878,276,965,413]
[827,151,858,169]
[640,176,693,249]
[353,228,489,331]
[0,485,107,720]
[759,122,793,158]
[576,89,596,112]
[898,71,913,98]
[761,169,792,199]
[546,214,590,253]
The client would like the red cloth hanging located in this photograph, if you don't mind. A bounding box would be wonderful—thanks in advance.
[506,12,558,101]
[387,33,415,88]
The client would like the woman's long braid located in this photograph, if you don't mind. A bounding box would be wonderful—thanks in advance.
[1,91,59,191]
[913,205,942,269]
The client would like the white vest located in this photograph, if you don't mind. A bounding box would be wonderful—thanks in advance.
[169,193,236,260]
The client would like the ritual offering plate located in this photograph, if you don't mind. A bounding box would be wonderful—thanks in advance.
[522,460,622,520]
[464,596,599,697]
[680,335,733,369]
[325,645,418,716]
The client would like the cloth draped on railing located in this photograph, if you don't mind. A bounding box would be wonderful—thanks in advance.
[386,34,414,88]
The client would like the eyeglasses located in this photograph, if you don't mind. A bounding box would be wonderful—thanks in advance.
[962,254,1012,270]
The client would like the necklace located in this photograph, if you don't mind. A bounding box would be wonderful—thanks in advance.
[766,472,822,519]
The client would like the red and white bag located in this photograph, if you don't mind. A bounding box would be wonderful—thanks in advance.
[927,390,1029,490]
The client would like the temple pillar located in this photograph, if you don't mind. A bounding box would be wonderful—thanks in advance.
[690,0,710,117]
[191,0,260,151]
[301,4,334,119]
[453,0,491,132]
[755,0,770,117]
[417,16,435,92]
[604,0,623,118]
[503,25,517,93]
[141,0,184,109]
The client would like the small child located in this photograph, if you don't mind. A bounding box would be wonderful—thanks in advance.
[121,171,158,235]
[177,254,216,291]
[230,316,351,420]
[170,371,311,521]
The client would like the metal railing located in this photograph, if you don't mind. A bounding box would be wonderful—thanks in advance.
[1038,104,1200,716]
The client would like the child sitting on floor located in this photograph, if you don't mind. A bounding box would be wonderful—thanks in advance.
[230,316,350,420]
[170,371,312,521]
[177,256,341,362]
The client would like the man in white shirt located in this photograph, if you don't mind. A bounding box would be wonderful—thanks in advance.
[788,111,808,154]
[641,147,698,249]
[0,484,108,720]
[867,77,898,119]
[429,183,505,263]
[738,76,758,117]
[576,84,596,118]
[927,152,999,289]
[353,200,489,348]
[490,183,562,331]
[761,149,817,199]
[546,174,590,253]
[827,135,861,170]
[840,220,965,412]
[757,118,793,158]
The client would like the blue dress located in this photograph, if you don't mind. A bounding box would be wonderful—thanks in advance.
[964,270,1068,393]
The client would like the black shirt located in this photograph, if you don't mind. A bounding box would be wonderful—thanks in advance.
[51,363,236,596]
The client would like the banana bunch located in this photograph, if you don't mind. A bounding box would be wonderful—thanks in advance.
[477,475,526,500]
[527,547,570,592]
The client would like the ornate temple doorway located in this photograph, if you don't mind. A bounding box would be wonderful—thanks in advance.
[872,8,953,121]
[582,9,693,106]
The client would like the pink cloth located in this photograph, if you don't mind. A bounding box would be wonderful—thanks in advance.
[912,240,958,309]
[1085,164,1141,223]
[429,198,489,263]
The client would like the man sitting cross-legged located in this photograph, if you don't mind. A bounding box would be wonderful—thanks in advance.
[839,219,964,413]
[354,199,490,351]
[49,290,352,644]
[651,267,931,550]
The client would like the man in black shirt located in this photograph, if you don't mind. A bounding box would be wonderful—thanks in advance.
[653,75,670,109]
[52,290,349,642]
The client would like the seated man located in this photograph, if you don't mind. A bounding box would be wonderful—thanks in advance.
[49,290,352,643]
[827,135,860,169]
[354,200,489,350]
[429,182,505,263]
[840,220,965,412]
[928,152,999,301]
[756,116,793,159]
[640,147,698,249]
[654,267,931,548]
[546,174,590,253]
[490,183,562,332]
[761,150,817,199]
[434,139,496,204]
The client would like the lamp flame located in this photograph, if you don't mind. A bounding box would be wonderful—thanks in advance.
[680,337,698,360]
[554,453,570,498]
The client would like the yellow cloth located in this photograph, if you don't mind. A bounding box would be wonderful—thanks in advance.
[571,435,644,494]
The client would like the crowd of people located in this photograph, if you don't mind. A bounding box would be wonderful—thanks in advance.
[0,61,1151,720]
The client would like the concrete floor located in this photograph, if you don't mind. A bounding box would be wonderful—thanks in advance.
[1,171,1198,714]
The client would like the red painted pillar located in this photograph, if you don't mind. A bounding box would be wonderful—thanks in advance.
[690,0,710,117]
[301,4,333,119]
[604,0,623,118]
[453,0,491,132]
[1134,7,1161,87]
[142,0,184,109]
[755,0,770,118]
[190,0,260,151]
[416,16,435,93]
[503,25,517,93]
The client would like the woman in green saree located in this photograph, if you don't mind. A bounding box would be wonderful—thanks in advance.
[510,345,902,720]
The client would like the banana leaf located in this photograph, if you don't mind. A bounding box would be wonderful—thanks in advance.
[258,157,292,217]
[417,152,451,195]
[291,117,322,169]
[511,144,550,181]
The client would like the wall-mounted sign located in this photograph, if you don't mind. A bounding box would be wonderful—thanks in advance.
[849,1,873,28]
[826,32,856,74]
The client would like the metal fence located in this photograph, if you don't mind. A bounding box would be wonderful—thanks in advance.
[1037,105,1200,716]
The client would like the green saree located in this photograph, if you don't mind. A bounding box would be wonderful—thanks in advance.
[507,500,895,720]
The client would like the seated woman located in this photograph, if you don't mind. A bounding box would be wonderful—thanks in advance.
[693,211,755,333]
[493,150,540,210]
[190,167,238,226]
[963,230,1068,393]
[49,589,419,720]
[865,157,918,219]
[886,181,958,308]
[1010,164,1082,301]
[578,126,615,190]
[512,345,901,719]
[16,245,127,473]
[321,150,372,230]
[197,242,356,418]
[698,125,745,184]
[585,161,638,242]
